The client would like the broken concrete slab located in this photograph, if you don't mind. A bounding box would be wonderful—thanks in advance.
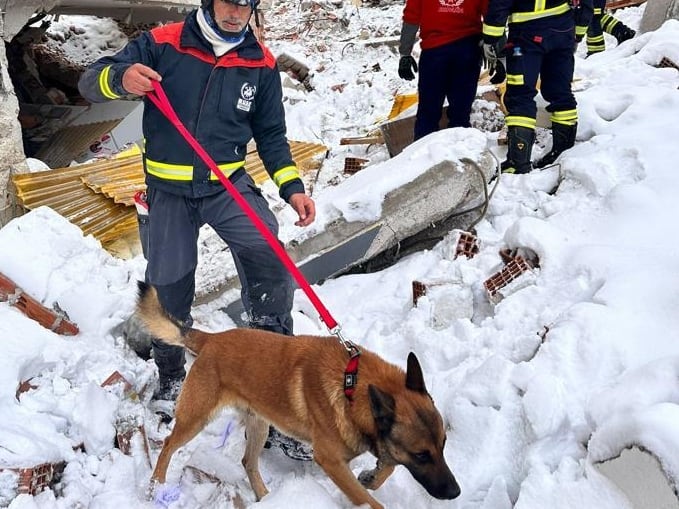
[641,0,679,33]
[218,128,496,321]
[289,156,494,281]
[595,446,679,509]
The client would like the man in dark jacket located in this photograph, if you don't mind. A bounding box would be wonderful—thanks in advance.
[398,0,489,140]
[79,0,315,459]
[482,0,593,173]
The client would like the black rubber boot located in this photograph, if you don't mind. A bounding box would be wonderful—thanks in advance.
[264,426,313,461]
[535,123,577,168]
[610,23,636,44]
[501,126,535,174]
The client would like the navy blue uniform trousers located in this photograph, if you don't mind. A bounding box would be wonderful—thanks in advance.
[504,22,577,123]
[139,170,294,380]
[415,34,482,140]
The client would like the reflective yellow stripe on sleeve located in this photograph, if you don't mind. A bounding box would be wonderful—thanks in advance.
[99,66,121,100]
[272,165,300,187]
[482,23,506,38]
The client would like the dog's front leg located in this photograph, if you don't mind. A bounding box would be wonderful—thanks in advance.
[314,447,384,509]
[242,411,270,500]
[357,459,395,491]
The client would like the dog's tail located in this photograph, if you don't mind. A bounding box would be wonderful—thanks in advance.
[135,281,187,348]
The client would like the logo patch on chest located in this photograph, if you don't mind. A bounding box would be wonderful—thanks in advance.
[237,82,257,112]
[439,0,465,12]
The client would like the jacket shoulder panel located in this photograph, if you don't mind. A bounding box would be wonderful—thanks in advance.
[150,22,184,45]
[150,21,216,65]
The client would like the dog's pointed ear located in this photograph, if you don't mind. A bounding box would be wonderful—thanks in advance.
[405,352,427,394]
[368,384,396,436]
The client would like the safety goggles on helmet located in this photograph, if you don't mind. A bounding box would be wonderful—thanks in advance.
[219,0,254,6]
[202,0,256,7]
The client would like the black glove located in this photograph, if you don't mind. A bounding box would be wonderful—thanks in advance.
[490,58,506,84]
[398,55,418,81]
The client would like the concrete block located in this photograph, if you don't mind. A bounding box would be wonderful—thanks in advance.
[595,446,679,509]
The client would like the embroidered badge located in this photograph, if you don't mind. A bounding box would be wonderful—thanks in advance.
[439,0,464,12]
[237,82,256,112]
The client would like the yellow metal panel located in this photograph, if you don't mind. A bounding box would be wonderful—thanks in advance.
[12,140,327,256]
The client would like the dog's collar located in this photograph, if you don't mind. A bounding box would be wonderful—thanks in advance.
[343,343,361,402]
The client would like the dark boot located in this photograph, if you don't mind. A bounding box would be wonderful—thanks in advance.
[535,123,577,168]
[150,343,187,422]
[610,22,636,44]
[153,373,185,402]
[151,316,191,402]
[251,318,313,461]
[265,426,313,461]
[501,126,535,174]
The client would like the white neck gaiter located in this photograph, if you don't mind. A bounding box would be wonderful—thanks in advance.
[196,7,245,57]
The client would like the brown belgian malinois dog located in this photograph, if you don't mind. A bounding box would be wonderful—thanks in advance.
[136,281,460,508]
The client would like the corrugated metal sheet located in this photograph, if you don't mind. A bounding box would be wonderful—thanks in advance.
[34,120,122,169]
[12,141,328,255]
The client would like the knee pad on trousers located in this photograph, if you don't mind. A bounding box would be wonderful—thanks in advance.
[234,246,294,330]
[249,314,294,336]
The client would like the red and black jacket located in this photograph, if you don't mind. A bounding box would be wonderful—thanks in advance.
[78,10,303,201]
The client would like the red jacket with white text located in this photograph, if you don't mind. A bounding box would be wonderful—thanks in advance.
[403,0,489,50]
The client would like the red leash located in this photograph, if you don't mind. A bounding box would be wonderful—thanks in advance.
[146,81,360,399]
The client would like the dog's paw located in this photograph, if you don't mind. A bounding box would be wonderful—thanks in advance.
[154,484,181,506]
[145,479,159,501]
[146,480,181,505]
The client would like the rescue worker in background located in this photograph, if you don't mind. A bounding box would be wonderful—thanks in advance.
[397,0,489,140]
[78,0,316,460]
[482,0,593,173]
[585,2,636,56]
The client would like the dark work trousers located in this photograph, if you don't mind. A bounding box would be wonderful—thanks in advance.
[586,0,606,54]
[504,26,577,123]
[415,34,482,140]
[142,172,294,381]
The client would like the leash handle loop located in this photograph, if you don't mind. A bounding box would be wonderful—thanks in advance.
[146,81,339,331]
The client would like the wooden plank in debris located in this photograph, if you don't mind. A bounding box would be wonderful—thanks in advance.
[346,36,400,49]
[339,134,384,146]
[605,0,646,9]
